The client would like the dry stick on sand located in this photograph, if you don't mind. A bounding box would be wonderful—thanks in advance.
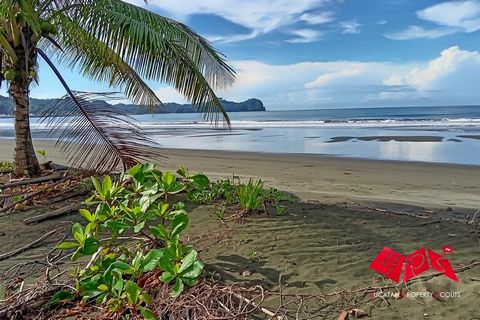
[23,204,81,224]
[0,172,67,190]
[0,177,70,215]
[0,229,58,261]
[469,209,480,224]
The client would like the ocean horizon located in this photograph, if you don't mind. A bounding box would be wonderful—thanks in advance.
[1,105,480,166]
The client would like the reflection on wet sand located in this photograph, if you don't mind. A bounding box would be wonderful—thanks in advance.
[326,136,444,143]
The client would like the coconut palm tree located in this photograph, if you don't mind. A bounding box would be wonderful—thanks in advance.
[0,0,235,176]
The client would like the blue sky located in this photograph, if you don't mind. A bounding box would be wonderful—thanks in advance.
[5,0,480,110]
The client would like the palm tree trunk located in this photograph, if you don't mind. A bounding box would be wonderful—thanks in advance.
[10,74,40,177]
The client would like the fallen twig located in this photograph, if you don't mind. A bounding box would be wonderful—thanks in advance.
[23,204,81,224]
[0,172,66,190]
[0,229,58,261]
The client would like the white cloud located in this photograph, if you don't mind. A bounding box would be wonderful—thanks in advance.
[211,46,480,108]
[383,46,480,90]
[300,12,335,25]
[205,31,260,43]
[214,59,413,108]
[154,87,189,104]
[339,19,361,34]
[386,0,480,40]
[304,68,363,88]
[417,0,480,32]
[287,29,324,43]
[127,0,331,42]
[384,25,457,40]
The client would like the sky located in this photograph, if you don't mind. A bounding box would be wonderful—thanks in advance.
[5,0,480,110]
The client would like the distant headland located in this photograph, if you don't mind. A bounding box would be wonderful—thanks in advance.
[0,95,266,116]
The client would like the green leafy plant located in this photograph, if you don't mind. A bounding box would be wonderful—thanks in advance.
[37,149,48,162]
[187,178,237,204]
[237,178,264,212]
[0,160,13,173]
[55,163,204,318]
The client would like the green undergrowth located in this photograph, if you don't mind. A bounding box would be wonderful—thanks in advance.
[50,163,298,319]
[186,173,298,216]
[0,160,13,173]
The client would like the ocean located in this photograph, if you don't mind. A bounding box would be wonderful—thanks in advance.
[1,105,480,165]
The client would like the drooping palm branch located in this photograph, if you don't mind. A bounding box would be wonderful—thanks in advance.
[0,0,235,173]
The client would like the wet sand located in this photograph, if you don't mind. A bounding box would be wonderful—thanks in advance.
[1,139,478,211]
[326,136,445,143]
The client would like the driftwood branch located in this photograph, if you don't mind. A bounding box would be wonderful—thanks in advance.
[0,229,58,261]
[0,172,66,190]
[23,204,81,224]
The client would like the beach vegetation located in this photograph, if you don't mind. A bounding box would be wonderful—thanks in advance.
[55,163,205,318]
[237,178,265,212]
[0,0,234,176]
[0,160,12,173]
[187,176,298,216]
[37,149,47,163]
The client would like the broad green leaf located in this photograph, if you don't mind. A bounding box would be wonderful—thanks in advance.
[179,250,197,273]
[72,223,85,243]
[142,249,164,272]
[56,241,80,249]
[150,225,169,240]
[105,220,129,234]
[139,195,151,213]
[159,203,169,215]
[50,290,74,305]
[139,293,152,305]
[181,261,204,279]
[140,306,156,320]
[191,173,209,188]
[162,172,175,186]
[82,237,100,255]
[127,164,141,177]
[134,221,146,233]
[91,177,102,195]
[102,175,112,195]
[170,278,184,298]
[171,213,189,238]
[159,256,175,275]
[125,280,140,305]
[79,209,95,223]
[167,183,185,194]
[159,271,175,283]
[97,284,109,291]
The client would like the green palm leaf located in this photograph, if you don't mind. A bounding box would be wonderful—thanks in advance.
[1,0,235,174]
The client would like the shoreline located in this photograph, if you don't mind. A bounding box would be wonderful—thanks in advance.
[1,137,479,168]
[0,139,479,211]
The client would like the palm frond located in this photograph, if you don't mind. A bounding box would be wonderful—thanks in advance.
[37,48,164,172]
[41,91,165,172]
[40,13,162,108]
[52,0,235,124]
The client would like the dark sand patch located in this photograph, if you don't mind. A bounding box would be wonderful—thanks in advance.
[186,202,480,319]
[327,136,444,143]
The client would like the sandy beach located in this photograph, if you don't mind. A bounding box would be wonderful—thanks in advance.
[1,138,479,211]
[1,139,479,319]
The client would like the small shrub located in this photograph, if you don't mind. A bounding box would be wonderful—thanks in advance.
[237,178,264,212]
[55,163,205,318]
[0,160,13,173]
[186,178,237,204]
[37,149,48,162]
